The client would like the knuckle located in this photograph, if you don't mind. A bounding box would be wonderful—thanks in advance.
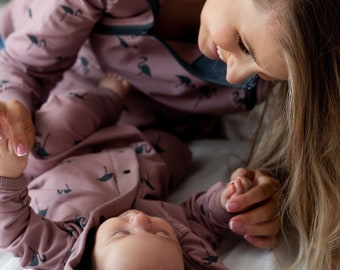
[231,167,254,180]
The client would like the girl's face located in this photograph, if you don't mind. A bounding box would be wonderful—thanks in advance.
[199,0,288,84]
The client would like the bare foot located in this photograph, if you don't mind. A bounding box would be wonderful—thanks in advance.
[99,73,130,98]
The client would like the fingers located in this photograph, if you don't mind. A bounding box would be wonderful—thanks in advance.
[0,100,34,157]
[229,215,281,249]
[226,175,281,213]
[226,168,282,249]
[232,176,255,196]
[228,198,281,249]
[229,201,281,233]
[0,136,28,178]
[221,176,256,208]
[230,167,255,181]
[244,234,280,249]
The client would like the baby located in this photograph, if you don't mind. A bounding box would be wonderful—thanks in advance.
[91,177,253,270]
[0,74,254,270]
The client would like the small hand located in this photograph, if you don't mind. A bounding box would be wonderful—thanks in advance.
[223,168,282,249]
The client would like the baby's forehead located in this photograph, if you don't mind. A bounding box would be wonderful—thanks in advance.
[99,232,184,269]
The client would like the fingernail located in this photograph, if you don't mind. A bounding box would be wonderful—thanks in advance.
[225,182,236,198]
[229,220,246,234]
[244,235,254,244]
[226,201,239,212]
[16,143,27,157]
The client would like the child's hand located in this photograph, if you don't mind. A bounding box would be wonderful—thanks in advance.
[99,73,130,98]
[220,168,282,249]
[220,176,255,211]
[0,136,28,178]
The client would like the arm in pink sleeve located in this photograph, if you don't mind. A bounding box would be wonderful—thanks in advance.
[0,175,81,269]
[181,181,235,246]
[0,0,108,112]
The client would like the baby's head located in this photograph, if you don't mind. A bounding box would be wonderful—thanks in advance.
[92,209,185,270]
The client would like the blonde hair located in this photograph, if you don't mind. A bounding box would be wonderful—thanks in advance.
[249,0,340,269]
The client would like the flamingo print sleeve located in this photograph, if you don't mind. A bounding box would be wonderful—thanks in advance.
[0,0,116,112]
[181,182,235,244]
[0,175,82,270]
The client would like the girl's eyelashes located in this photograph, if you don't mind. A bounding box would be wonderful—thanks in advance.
[236,36,251,55]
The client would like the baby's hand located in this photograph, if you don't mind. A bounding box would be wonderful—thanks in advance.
[220,176,255,211]
[0,136,28,178]
[99,73,130,98]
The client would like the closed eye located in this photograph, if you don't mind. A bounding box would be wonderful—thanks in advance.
[152,228,171,238]
[237,36,251,55]
[111,230,129,238]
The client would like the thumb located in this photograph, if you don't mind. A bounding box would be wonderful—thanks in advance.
[220,182,236,209]
[5,100,34,157]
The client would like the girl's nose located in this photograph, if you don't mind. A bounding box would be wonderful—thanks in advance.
[226,57,257,84]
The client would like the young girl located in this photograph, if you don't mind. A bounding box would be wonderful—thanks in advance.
[199,0,339,269]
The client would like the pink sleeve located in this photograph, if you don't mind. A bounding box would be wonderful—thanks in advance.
[0,0,111,112]
[181,182,235,245]
[0,175,81,269]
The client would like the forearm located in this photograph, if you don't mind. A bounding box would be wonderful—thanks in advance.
[182,182,234,244]
[0,175,79,269]
[0,175,33,248]
[0,0,106,112]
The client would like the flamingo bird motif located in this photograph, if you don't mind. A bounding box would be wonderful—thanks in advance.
[0,34,5,50]
[176,75,195,88]
[60,5,83,21]
[117,36,138,49]
[29,247,46,267]
[35,133,51,157]
[27,34,47,50]
[138,56,151,77]
[194,86,217,108]
[97,166,114,182]
[0,80,9,91]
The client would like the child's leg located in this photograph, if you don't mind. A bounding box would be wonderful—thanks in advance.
[33,73,128,159]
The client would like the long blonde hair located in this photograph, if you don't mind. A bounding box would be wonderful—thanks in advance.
[249,0,340,269]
